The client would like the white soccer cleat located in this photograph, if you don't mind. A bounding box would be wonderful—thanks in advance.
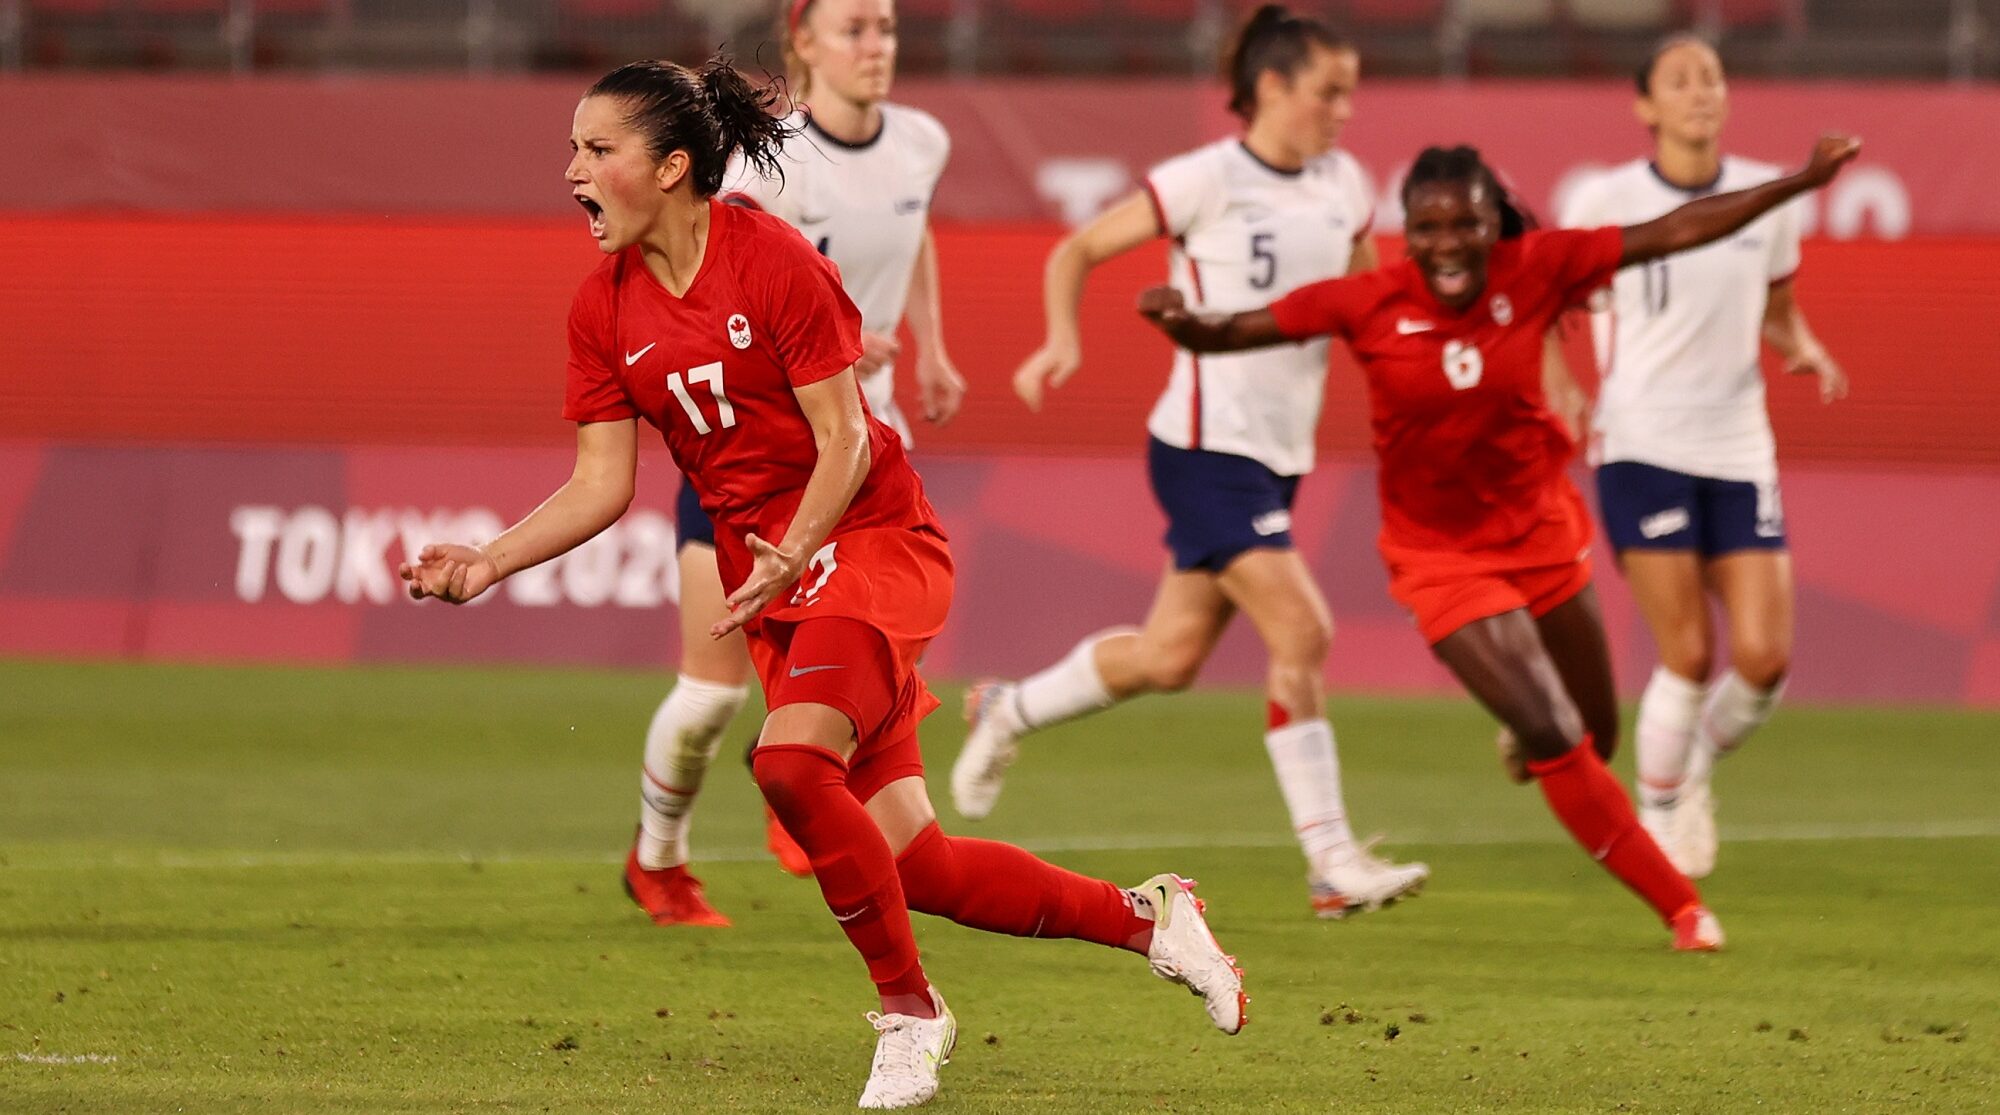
[1674,772,1718,880]
[1138,873,1247,1035]
[856,987,956,1110]
[950,681,1021,821]
[1308,842,1430,920]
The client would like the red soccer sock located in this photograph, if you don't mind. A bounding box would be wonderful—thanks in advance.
[895,822,1153,952]
[751,744,931,1007]
[1528,738,1700,924]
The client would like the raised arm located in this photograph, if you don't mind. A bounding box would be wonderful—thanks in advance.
[1135,286,1290,354]
[400,418,638,604]
[1013,191,1162,410]
[1619,136,1859,267]
[712,367,872,637]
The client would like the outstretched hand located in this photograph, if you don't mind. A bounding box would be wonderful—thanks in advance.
[712,533,804,639]
[399,543,501,605]
[1796,134,1862,190]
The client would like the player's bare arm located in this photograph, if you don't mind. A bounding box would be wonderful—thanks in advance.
[713,368,872,637]
[906,223,967,424]
[1619,135,1860,266]
[1542,326,1590,440]
[1346,228,1381,275]
[1134,285,1288,354]
[401,418,638,604]
[1762,280,1847,403]
[1014,190,1162,410]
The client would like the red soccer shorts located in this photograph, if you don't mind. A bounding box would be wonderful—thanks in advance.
[1391,553,1594,645]
[745,525,953,799]
[1381,481,1596,645]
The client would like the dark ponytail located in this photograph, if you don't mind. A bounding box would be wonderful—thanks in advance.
[1401,145,1538,240]
[1224,4,1349,120]
[586,54,798,198]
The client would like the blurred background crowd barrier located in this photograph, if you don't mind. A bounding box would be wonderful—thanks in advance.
[1,0,1995,79]
[3,9,1997,703]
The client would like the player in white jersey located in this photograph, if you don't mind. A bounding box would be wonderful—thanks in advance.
[623,0,969,925]
[952,4,1428,920]
[1559,35,1845,879]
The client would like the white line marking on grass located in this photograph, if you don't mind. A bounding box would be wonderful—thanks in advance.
[12,1053,119,1064]
[3,819,1997,870]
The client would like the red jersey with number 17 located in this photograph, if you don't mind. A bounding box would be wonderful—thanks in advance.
[561,199,940,592]
[1270,227,1625,570]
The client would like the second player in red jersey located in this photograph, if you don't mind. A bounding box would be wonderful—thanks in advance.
[1266,223,1622,642]
[402,55,1245,1109]
[1138,136,1859,952]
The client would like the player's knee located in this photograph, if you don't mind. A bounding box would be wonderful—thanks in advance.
[749,744,839,819]
[1141,641,1206,692]
[1657,633,1712,682]
[1732,642,1790,691]
[1270,610,1333,668]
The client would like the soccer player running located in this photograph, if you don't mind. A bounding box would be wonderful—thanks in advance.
[1133,134,1860,950]
[626,0,967,926]
[401,58,1243,1109]
[1559,35,1845,879]
[954,3,1429,920]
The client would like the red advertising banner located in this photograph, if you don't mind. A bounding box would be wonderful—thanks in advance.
[4,216,1997,465]
[2,442,1997,706]
[3,76,1995,234]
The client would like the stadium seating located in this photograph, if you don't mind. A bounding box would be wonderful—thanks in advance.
[0,0,1992,79]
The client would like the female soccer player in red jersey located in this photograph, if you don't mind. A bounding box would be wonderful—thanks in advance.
[400,57,1243,1109]
[1134,135,1860,950]
[626,0,966,927]
[958,4,1429,921]
[1560,36,1847,879]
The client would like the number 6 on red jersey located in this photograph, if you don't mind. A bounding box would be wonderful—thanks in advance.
[1441,340,1484,390]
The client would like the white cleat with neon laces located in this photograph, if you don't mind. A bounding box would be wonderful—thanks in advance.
[950,680,1022,821]
[856,987,956,1109]
[1138,873,1247,1035]
[1308,842,1430,920]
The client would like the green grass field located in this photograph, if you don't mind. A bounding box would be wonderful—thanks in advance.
[2,659,1995,1114]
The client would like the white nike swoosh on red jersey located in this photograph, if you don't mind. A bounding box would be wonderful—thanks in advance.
[624,342,656,366]
[1396,319,1435,335]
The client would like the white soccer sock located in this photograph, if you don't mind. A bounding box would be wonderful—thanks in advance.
[1009,630,1122,734]
[1635,666,1706,809]
[1264,718,1357,861]
[1698,669,1785,761]
[637,675,749,870]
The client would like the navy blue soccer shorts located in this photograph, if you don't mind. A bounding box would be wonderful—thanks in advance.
[1146,437,1302,573]
[1596,460,1786,557]
[675,475,716,551]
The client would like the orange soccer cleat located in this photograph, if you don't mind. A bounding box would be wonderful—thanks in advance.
[1670,903,1725,952]
[622,845,732,927]
[765,803,814,878]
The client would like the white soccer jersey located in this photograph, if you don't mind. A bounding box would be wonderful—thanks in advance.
[1142,139,1374,477]
[1561,156,1803,483]
[722,103,950,444]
